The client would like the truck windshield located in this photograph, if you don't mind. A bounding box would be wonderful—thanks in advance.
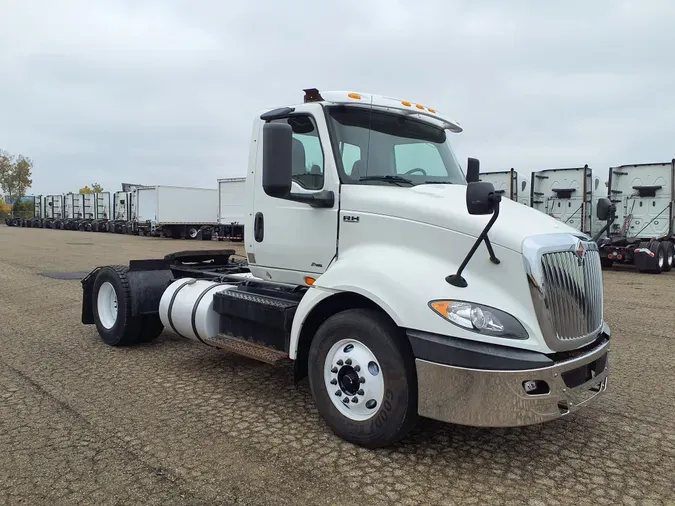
[326,105,467,186]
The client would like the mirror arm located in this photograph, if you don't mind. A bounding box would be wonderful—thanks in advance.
[446,201,501,288]
[592,213,617,243]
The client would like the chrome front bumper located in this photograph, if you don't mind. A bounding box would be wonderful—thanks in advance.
[416,338,609,428]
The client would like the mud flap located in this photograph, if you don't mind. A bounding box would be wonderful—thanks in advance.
[81,267,102,324]
[634,243,660,273]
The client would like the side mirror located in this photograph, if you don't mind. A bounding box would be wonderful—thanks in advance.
[262,122,293,198]
[596,197,614,221]
[466,157,480,183]
[466,181,500,215]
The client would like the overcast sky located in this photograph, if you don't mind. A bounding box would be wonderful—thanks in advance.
[1,0,674,195]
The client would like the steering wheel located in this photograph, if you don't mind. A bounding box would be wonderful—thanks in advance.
[403,168,427,176]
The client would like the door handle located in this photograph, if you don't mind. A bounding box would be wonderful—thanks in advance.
[254,212,264,242]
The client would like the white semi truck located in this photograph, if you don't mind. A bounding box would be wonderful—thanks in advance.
[80,89,612,448]
[530,165,602,237]
[595,160,674,273]
[479,169,530,206]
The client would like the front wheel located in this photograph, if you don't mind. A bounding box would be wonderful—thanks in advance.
[308,308,418,448]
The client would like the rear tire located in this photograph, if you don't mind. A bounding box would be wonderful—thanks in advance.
[308,308,418,448]
[662,241,674,272]
[600,258,613,268]
[649,240,664,274]
[92,265,144,346]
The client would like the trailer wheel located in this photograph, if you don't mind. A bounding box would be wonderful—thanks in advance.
[662,241,674,272]
[308,308,418,448]
[188,227,199,239]
[92,221,100,232]
[91,265,144,346]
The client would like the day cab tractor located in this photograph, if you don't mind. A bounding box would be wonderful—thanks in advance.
[80,89,612,448]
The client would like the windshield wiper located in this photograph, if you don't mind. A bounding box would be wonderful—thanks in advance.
[359,175,414,186]
[423,181,453,184]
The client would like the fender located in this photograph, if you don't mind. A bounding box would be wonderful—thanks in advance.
[289,242,549,360]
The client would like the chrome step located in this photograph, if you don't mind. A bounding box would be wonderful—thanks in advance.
[204,333,289,365]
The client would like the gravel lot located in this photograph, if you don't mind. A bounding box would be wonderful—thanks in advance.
[1,225,674,506]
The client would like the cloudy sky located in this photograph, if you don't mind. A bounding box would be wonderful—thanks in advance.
[1,0,674,195]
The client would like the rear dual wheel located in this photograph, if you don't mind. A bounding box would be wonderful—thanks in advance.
[308,308,418,448]
[92,266,164,346]
[661,241,674,272]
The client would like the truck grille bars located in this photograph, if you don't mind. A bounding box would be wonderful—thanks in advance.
[524,234,605,352]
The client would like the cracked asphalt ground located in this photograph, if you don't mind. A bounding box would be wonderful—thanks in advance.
[1,225,674,506]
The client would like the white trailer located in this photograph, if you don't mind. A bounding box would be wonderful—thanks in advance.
[478,169,530,206]
[81,88,611,449]
[217,177,246,241]
[596,160,675,273]
[132,185,218,239]
[530,165,601,236]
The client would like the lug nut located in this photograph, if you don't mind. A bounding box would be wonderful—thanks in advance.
[351,397,358,403]
[335,390,342,397]
[345,359,352,365]
[354,365,360,372]
[330,379,337,385]
[342,397,350,404]
[357,389,364,396]
[337,360,343,366]
[359,377,366,384]
[331,367,338,373]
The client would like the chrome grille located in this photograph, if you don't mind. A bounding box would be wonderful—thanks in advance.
[539,242,603,341]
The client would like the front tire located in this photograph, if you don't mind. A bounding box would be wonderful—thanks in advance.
[308,308,418,448]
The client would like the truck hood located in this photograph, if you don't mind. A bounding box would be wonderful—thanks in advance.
[341,183,584,252]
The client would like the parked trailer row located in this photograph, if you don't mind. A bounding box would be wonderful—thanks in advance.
[480,160,675,274]
[5,182,247,242]
[4,192,112,230]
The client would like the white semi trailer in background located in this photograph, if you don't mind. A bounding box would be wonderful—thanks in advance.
[80,88,612,449]
[131,185,219,239]
[217,177,246,241]
[596,160,675,273]
[479,169,530,206]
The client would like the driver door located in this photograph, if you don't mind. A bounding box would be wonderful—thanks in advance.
[247,106,340,286]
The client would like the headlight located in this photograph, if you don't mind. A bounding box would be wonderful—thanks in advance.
[428,300,528,340]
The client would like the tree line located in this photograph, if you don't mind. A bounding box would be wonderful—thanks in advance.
[1,148,105,218]
[0,149,33,217]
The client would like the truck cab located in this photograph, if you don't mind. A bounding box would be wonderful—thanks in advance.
[80,89,612,448]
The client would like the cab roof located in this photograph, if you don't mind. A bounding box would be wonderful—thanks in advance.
[297,88,463,133]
